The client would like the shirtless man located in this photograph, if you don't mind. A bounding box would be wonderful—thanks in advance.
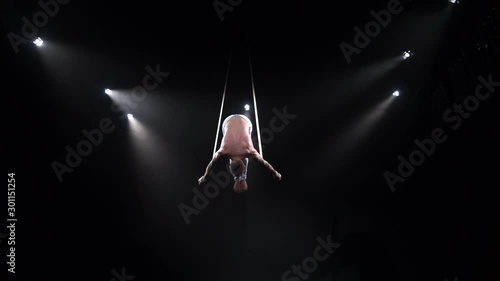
[198,114,282,193]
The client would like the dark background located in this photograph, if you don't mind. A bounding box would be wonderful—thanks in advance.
[2,0,499,280]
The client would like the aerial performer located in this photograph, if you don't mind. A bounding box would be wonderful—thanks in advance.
[198,114,281,193]
[198,43,281,193]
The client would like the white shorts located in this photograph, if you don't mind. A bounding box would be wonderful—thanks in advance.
[222,114,253,135]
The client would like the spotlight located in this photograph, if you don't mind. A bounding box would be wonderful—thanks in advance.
[403,51,413,59]
[105,88,111,95]
[33,37,43,47]
[244,104,250,111]
[449,0,459,4]
[127,113,133,120]
[393,90,400,97]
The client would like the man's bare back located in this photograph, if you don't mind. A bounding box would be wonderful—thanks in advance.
[198,114,281,188]
[218,115,258,160]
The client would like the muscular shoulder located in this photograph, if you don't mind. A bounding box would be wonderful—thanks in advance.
[245,148,260,159]
[214,149,229,159]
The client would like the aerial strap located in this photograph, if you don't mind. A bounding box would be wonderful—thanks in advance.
[247,40,263,158]
[213,52,232,156]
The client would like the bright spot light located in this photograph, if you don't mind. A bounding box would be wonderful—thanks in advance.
[393,91,400,97]
[449,0,458,4]
[127,113,133,120]
[244,104,250,111]
[403,51,412,59]
[105,88,111,95]
[33,37,43,47]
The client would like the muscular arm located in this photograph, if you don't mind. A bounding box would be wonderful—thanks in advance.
[205,152,224,176]
[251,152,281,180]
[199,152,224,185]
[255,154,276,173]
